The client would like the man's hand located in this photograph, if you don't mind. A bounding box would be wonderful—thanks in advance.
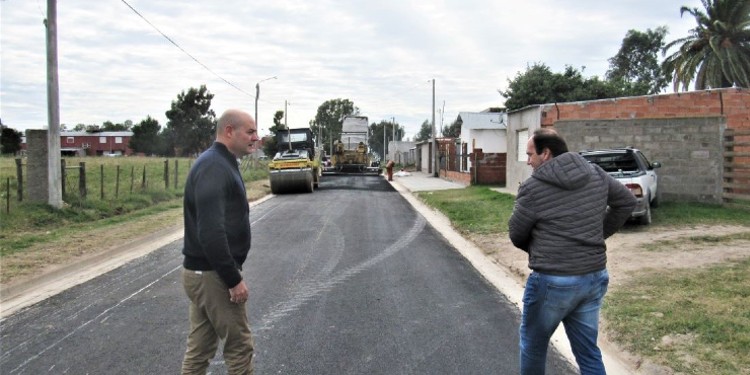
[229,280,249,304]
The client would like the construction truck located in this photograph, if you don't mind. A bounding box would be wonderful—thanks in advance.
[267,128,322,194]
[324,115,381,175]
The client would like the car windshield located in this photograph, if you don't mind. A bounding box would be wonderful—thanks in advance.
[582,153,639,173]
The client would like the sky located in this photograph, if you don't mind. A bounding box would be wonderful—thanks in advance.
[1,0,702,140]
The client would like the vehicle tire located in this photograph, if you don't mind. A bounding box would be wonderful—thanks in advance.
[305,172,314,193]
[639,199,652,225]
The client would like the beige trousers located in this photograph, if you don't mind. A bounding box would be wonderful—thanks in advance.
[181,269,254,375]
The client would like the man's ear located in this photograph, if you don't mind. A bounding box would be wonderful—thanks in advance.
[542,147,552,161]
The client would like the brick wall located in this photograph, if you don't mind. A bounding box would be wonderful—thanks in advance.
[540,88,749,131]
[470,150,507,185]
[538,88,749,203]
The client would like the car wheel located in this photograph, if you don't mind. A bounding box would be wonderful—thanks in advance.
[639,199,652,225]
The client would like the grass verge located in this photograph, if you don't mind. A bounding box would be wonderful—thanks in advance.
[416,187,750,374]
[603,259,750,375]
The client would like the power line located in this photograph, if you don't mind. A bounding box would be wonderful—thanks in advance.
[120,0,255,99]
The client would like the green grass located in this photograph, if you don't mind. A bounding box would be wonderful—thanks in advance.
[652,201,750,226]
[603,259,750,375]
[416,186,515,234]
[0,156,269,256]
[416,187,750,374]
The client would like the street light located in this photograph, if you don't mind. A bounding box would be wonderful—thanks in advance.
[255,76,277,133]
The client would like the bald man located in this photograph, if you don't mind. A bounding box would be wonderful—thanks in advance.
[181,109,260,374]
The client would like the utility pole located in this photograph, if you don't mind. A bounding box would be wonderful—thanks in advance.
[383,122,387,161]
[432,79,437,177]
[254,76,276,134]
[46,0,63,208]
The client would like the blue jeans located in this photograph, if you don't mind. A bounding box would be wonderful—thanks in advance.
[520,269,609,375]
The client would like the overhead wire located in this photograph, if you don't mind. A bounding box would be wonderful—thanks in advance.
[120,0,256,99]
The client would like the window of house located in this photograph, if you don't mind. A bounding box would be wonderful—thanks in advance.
[66,137,74,144]
[99,136,106,144]
[517,129,529,162]
[115,137,123,144]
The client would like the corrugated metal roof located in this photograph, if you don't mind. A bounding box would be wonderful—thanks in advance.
[457,112,507,130]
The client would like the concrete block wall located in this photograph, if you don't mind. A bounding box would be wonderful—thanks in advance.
[25,130,50,203]
[556,117,725,203]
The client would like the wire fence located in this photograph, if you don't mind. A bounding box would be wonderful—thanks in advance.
[1,157,194,213]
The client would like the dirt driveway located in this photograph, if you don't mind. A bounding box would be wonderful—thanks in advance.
[470,223,750,374]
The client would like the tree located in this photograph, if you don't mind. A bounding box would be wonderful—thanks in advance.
[308,99,359,155]
[1,125,22,155]
[662,0,750,91]
[442,118,462,138]
[165,85,216,156]
[607,27,671,95]
[129,116,162,155]
[369,120,403,160]
[414,120,433,142]
[500,63,625,111]
[263,110,286,157]
[101,120,131,131]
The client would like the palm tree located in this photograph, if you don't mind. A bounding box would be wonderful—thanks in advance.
[662,0,750,91]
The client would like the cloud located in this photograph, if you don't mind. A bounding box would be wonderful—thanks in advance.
[1,0,703,140]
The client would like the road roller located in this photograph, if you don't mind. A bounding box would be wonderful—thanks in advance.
[268,128,322,194]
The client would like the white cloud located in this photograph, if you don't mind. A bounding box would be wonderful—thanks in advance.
[1,0,703,140]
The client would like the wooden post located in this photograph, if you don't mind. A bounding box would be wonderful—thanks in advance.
[79,162,86,199]
[115,165,121,198]
[130,166,134,194]
[100,164,104,200]
[15,158,23,202]
[174,159,179,189]
[6,177,10,213]
[60,158,66,198]
[141,165,147,190]
[164,159,169,189]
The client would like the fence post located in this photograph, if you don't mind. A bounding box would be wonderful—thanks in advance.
[141,165,147,190]
[61,159,66,198]
[174,159,179,189]
[130,166,135,194]
[116,165,121,198]
[164,159,169,189]
[79,162,87,199]
[6,177,10,213]
[15,158,23,202]
[100,164,105,200]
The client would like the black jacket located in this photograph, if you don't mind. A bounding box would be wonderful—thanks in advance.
[182,142,251,288]
[508,152,636,275]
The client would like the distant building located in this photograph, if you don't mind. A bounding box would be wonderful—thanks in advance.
[21,131,134,156]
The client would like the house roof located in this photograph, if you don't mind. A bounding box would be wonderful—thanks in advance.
[457,112,507,130]
[61,131,134,136]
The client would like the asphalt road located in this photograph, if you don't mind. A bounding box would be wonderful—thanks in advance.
[0,175,576,374]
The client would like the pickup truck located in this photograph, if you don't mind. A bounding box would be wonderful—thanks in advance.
[580,147,662,225]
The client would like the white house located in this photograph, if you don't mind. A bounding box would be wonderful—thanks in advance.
[457,111,507,172]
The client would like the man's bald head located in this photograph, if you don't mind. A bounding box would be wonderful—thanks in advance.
[215,109,259,157]
[217,109,253,137]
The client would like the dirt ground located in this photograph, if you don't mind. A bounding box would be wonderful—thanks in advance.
[470,224,750,375]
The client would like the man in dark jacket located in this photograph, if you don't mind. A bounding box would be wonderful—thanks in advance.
[181,109,260,375]
[509,128,636,375]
